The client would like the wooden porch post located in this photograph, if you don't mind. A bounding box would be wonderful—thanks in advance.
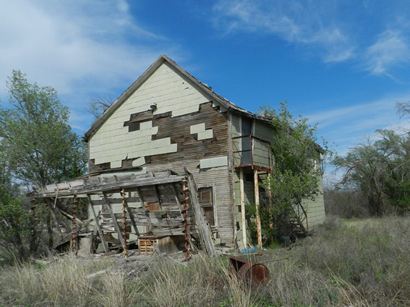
[239,169,247,248]
[254,169,262,248]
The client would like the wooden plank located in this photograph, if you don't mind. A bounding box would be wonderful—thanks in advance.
[87,195,109,253]
[154,185,163,210]
[186,170,216,257]
[239,169,247,248]
[254,170,262,248]
[55,206,83,225]
[36,176,185,198]
[124,191,140,237]
[102,192,127,251]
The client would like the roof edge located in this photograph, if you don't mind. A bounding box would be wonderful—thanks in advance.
[83,55,271,141]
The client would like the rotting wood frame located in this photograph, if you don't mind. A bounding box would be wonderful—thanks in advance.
[30,171,216,258]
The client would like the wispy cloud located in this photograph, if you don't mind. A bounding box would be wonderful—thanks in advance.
[0,0,182,132]
[308,94,410,156]
[364,30,410,76]
[212,0,355,63]
[212,0,410,78]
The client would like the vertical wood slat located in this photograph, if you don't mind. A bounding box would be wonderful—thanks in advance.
[124,191,140,237]
[239,169,247,248]
[137,187,152,232]
[87,194,109,253]
[70,195,79,255]
[120,189,129,258]
[254,170,262,248]
[102,192,127,251]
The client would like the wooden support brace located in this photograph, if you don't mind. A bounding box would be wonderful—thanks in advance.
[239,169,247,248]
[154,185,163,210]
[70,195,79,255]
[186,170,216,257]
[137,187,152,232]
[124,191,139,237]
[102,192,127,252]
[120,189,129,258]
[254,170,262,248]
[87,194,109,253]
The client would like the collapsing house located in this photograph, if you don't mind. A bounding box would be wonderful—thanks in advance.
[32,55,326,256]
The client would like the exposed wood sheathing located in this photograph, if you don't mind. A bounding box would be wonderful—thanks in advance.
[88,62,209,168]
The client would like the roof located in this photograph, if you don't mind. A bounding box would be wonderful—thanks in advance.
[84,55,271,141]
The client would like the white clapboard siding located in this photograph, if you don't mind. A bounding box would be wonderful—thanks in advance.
[89,62,209,166]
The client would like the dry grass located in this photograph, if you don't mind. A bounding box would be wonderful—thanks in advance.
[0,216,409,306]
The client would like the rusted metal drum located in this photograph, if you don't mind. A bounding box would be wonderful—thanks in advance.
[229,256,270,285]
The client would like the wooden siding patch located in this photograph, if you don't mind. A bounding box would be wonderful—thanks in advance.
[200,156,228,169]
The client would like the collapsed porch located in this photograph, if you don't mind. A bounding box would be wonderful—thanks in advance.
[30,170,216,258]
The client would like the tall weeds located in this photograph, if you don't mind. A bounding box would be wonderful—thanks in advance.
[0,217,409,306]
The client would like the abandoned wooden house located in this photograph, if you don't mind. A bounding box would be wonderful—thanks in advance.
[32,55,325,256]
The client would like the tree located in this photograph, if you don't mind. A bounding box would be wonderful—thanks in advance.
[88,98,112,119]
[258,103,324,242]
[0,70,86,188]
[334,129,410,215]
[0,71,87,255]
[0,146,29,261]
[397,102,410,118]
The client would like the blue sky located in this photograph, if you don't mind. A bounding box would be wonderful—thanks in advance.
[1,0,410,184]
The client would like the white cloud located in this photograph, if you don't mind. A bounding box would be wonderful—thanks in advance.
[307,94,410,156]
[364,30,410,75]
[212,0,355,63]
[0,0,174,101]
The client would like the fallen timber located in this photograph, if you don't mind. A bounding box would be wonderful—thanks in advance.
[30,170,216,259]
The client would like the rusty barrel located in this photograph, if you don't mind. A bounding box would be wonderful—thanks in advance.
[229,256,269,285]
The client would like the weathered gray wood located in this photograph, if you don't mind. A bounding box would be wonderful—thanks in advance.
[136,187,152,233]
[239,169,247,247]
[254,170,262,248]
[87,195,109,253]
[45,199,65,239]
[55,207,84,225]
[123,191,139,237]
[185,170,216,257]
[102,192,127,251]
[154,185,163,210]
[36,176,185,198]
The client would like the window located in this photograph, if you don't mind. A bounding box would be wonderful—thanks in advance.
[198,187,215,226]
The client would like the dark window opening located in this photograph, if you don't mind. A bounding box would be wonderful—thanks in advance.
[198,187,215,226]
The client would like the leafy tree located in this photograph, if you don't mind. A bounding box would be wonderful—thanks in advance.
[0,147,29,261]
[334,129,410,215]
[0,71,87,255]
[258,103,325,242]
[0,70,86,188]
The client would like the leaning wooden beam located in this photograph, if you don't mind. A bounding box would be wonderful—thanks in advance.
[102,192,127,252]
[35,176,185,198]
[87,194,109,253]
[56,207,84,225]
[185,170,216,257]
[123,191,139,237]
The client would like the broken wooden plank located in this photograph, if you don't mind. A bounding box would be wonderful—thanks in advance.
[185,169,216,257]
[35,176,185,198]
[102,192,127,252]
[123,191,139,237]
[87,194,109,253]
